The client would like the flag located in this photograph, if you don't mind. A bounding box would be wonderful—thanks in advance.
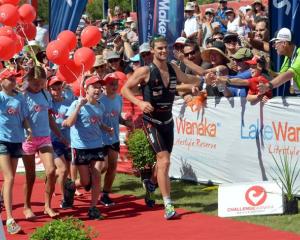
[269,0,300,96]
[49,0,88,40]
[137,0,184,57]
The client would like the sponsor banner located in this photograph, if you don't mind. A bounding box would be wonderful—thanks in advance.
[218,181,283,217]
[137,0,184,56]
[49,0,88,40]
[170,97,300,194]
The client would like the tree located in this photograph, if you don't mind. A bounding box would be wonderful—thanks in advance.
[86,0,134,21]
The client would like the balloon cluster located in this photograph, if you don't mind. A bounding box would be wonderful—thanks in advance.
[46,25,102,96]
[0,0,37,60]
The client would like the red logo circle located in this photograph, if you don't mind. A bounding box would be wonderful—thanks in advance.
[245,185,267,206]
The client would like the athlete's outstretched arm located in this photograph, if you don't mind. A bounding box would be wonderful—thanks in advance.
[170,62,200,84]
[121,66,154,113]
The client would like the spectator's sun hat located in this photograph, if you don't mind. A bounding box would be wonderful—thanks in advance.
[126,17,134,23]
[202,41,230,63]
[93,55,106,67]
[105,51,121,60]
[270,28,292,42]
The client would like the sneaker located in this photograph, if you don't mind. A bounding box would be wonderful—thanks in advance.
[100,194,115,207]
[64,179,76,206]
[143,179,156,193]
[6,219,22,235]
[87,206,104,220]
[164,204,177,220]
[60,199,73,209]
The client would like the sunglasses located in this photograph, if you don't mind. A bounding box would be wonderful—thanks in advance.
[108,58,120,63]
[205,12,213,15]
[184,50,196,57]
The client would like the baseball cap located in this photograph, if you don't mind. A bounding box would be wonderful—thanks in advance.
[47,76,63,87]
[270,28,292,42]
[174,37,187,46]
[223,32,238,43]
[130,54,140,62]
[225,8,234,14]
[103,72,119,85]
[184,2,195,11]
[205,8,215,14]
[139,42,151,53]
[245,56,266,66]
[84,75,101,88]
[231,48,253,60]
[0,68,17,81]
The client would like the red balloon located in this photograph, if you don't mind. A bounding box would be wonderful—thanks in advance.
[0,26,17,41]
[15,35,24,53]
[114,71,127,93]
[57,59,82,83]
[74,47,95,72]
[81,26,102,48]
[17,23,36,40]
[0,36,16,60]
[57,30,77,51]
[0,0,20,5]
[18,4,36,24]
[46,40,70,65]
[71,77,85,97]
[0,4,20,27]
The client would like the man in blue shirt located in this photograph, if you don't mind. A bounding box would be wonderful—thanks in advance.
[215,0,228,33]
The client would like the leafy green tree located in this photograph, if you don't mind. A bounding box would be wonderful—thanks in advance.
[86,0,134,21]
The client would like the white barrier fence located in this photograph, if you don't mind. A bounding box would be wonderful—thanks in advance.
[170,97,300,194]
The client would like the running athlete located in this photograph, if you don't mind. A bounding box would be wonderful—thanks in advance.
[121,35,197,219]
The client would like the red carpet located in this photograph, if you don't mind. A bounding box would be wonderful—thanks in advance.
[1,175,300,240]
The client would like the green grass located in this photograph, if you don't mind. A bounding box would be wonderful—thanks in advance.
[33,172,300,234]
[112,173,300,235]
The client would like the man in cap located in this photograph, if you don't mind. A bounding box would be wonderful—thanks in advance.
[259,27,300,96]
[226,48,254,97]
[139,42,152,65]
[182,2,200,41]
[215,0,228,33]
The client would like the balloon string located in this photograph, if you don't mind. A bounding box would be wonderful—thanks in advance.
[80,63,85,97]
[17,24,40,67]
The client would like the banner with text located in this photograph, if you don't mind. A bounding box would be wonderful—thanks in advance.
[137,0,184,56]
[170,97,300,193]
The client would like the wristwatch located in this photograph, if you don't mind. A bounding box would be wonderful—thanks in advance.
[268,82,274,90]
